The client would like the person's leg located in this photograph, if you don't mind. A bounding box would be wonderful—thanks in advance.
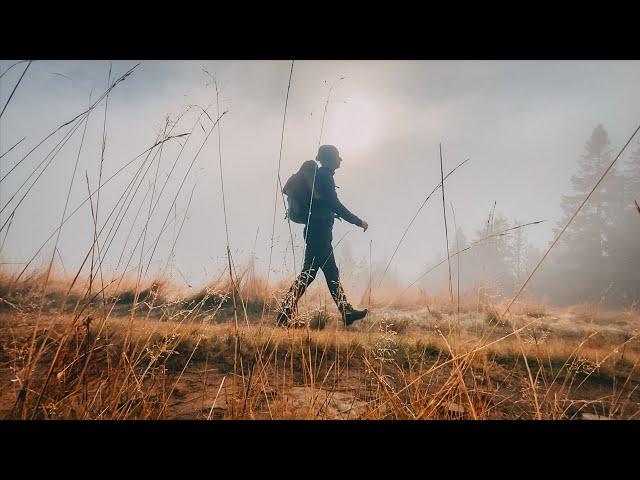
[288,253,320,306]
[276,225,321,325]
[317,225,368,326]
[318,247,349,311]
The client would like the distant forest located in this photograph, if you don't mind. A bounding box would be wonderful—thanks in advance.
[340,125,640,307]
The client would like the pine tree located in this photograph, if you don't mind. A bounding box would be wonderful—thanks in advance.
[552,124,627,303]
[472,212,513,297]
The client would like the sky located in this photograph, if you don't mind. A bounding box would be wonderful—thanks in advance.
[1,60,639,293]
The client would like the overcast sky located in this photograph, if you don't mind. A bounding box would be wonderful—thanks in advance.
[1,60,639,291]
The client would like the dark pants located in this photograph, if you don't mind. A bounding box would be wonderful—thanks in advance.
[282,220,348,312]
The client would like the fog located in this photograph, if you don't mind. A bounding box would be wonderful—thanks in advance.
[1,60,638,305]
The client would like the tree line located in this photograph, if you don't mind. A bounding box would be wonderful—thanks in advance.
[340,125,639,307]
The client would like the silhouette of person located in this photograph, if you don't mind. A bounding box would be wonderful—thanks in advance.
[277,145,369,327]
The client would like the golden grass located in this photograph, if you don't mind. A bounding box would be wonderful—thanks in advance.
[1,277,638,420]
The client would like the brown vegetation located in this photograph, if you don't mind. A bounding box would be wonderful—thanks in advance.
[1,62,638,420]
[1,271,638,420]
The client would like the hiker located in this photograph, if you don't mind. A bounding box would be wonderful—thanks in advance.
[277,145,369,327]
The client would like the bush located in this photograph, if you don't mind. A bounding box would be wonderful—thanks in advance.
[308,308,331,330]
[484,307,502,325]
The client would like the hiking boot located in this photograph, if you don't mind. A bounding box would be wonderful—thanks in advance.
[341,304,368,326]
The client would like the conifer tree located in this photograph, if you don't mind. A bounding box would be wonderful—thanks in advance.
[552,124,626,302]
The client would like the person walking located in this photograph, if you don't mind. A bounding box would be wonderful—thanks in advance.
[277,145,369,327]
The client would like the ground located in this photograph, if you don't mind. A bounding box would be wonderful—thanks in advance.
[2,301,638,420]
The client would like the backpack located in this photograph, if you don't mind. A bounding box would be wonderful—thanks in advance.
[282,160,318,224]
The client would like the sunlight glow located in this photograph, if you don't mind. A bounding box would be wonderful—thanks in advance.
[321,93,383,161]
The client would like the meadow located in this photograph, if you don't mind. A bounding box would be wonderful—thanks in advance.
[1,271,638,420]
[1,60,639,420]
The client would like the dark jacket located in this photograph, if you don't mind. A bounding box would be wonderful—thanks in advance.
[308,166,363,227]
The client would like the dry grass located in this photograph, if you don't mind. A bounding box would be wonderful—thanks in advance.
[1,273,638,420]
[2,65,638,420]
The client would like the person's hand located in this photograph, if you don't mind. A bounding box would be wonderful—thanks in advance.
[361,221,369,232]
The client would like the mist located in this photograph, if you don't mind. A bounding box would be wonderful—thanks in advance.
[1,60,639,306]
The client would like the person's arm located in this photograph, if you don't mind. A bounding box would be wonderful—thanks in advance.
[320,171,364,228]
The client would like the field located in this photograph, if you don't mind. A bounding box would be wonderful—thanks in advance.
[1,60,639,421]
[2,274,639,420]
